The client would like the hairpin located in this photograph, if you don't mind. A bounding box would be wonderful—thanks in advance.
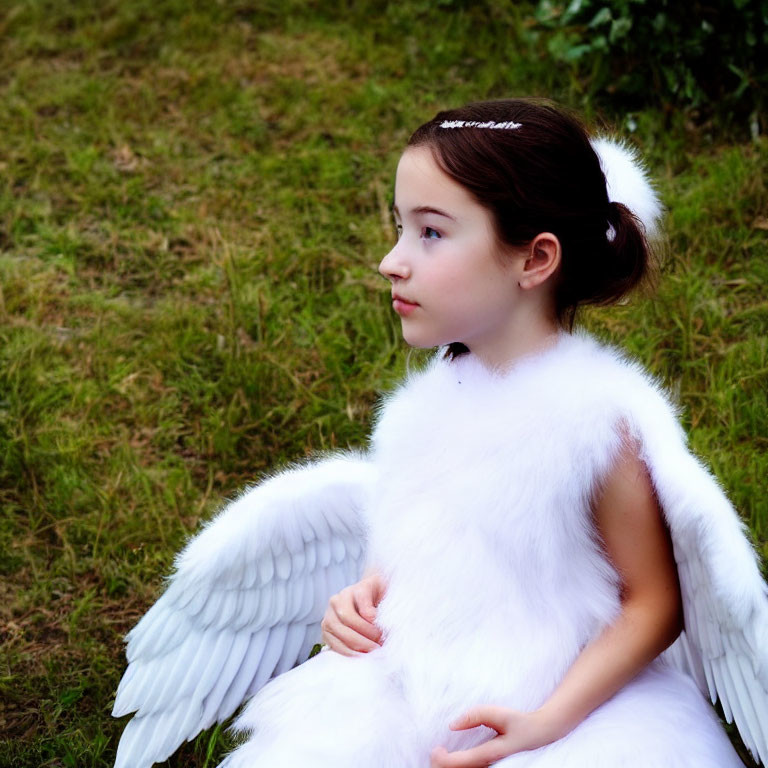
[439,120,522,130]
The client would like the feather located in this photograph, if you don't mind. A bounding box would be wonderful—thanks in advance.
[198,630,251,731]
[112,453,374,768]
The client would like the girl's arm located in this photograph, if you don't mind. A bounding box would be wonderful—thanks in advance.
[431,438,684,768]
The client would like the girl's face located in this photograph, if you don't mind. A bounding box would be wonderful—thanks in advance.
[379,145,526,361]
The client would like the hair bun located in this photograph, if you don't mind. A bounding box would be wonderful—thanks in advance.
[590,137,663,239]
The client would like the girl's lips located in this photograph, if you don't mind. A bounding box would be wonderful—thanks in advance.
[393,297,419,316]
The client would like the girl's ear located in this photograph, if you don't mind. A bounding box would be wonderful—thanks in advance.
[519,233,561,290]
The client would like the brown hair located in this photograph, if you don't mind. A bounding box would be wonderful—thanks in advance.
[406,99,657,346]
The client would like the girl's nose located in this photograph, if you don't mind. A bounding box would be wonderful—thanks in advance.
[378,242,411,281]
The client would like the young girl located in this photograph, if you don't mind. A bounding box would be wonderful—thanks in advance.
[113,99,767,768]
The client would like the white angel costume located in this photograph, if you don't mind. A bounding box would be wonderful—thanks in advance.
[113,329,768,768]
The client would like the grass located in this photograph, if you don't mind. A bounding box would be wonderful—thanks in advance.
[0,1,765,766]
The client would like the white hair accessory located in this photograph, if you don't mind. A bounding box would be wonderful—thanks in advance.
[439,119,522,130]
[590,136,663,240]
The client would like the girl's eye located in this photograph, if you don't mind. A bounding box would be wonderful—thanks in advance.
[422,226,441,240]
[395,223,403,240]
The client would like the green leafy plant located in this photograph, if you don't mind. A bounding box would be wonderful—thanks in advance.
[533,0,767,130]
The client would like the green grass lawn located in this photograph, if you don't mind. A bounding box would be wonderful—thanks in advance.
[1,2,766,766]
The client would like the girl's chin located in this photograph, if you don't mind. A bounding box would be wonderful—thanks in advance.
[401,333,452,349]
[399,320,457,349]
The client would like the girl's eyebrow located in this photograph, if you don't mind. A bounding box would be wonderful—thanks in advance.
[391,204,457,221]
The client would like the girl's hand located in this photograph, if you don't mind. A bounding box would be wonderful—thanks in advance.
[430,706,563,768]
[320,569,386,656]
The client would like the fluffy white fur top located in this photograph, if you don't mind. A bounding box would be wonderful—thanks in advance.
[356,328,765,759]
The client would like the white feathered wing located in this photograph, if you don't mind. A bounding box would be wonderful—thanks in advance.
[622,367,768,765]
[112,451,374,768]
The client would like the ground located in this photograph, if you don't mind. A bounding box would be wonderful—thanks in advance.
[0,2,765,766]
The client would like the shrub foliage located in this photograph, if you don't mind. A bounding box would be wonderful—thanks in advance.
[534,0,767,129]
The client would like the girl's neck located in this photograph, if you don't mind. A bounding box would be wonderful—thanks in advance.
[465,316,565,374]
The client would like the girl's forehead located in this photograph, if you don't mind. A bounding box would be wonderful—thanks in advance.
[394,146,477,215]
[395,145,444,183]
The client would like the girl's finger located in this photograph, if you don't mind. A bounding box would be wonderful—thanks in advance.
[334,596,382,644]
[450,706,509,732]
[320,624,364,657]
[430,739,510,768]
[355,586,378,622]
[324,617,380,653]
[430,746,450,767]
[351,594,383,641]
